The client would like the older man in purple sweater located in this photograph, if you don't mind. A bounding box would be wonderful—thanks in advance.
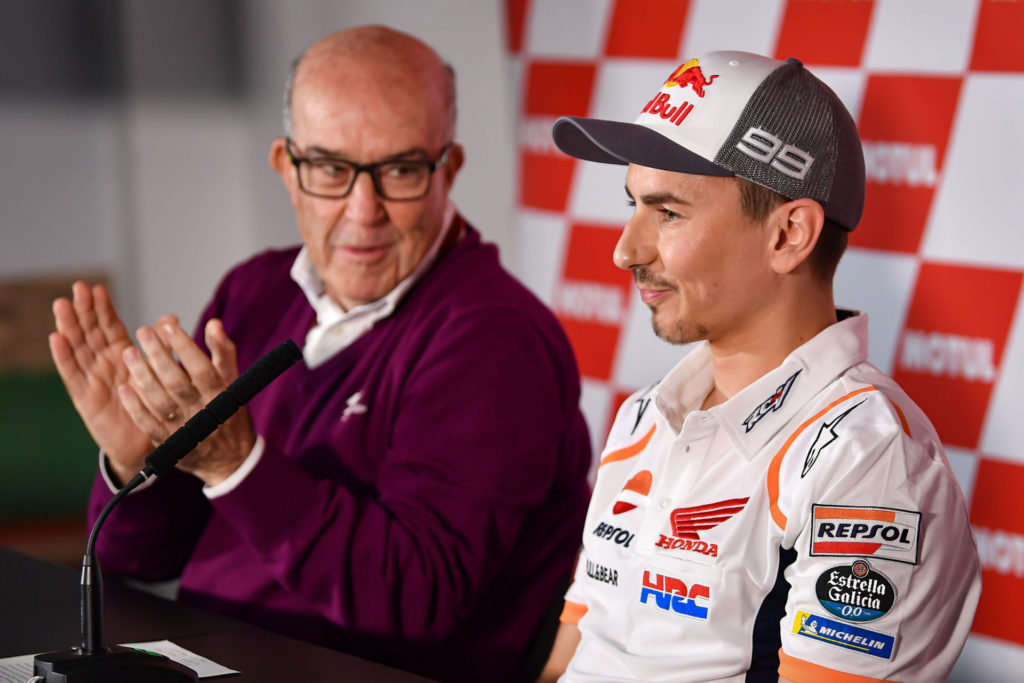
[48,26,591,682]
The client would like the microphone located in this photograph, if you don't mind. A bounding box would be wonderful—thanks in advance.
[33,339,303,682]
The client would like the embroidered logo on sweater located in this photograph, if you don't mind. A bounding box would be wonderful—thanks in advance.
[342,391,368,421]
[742,370,800,432]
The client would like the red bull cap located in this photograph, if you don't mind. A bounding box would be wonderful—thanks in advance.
[551,51,865,231]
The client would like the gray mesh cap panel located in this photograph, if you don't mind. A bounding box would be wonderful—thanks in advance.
[551,51,866,231]
[714,59,865,230]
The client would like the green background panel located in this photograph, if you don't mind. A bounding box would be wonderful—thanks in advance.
[0,371,97,519]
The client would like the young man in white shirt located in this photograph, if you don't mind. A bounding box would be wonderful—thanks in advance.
[542,50,980,683]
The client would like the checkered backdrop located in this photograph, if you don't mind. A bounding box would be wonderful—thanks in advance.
[505,0,1024,678]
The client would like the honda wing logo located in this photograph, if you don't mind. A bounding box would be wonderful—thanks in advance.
[655,497,749,558]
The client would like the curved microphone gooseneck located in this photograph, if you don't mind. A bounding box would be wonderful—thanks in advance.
[35,339,303,683]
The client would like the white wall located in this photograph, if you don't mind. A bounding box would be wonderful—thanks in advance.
[0,0,515,334]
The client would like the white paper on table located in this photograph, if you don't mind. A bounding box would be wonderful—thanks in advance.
[0,639,238,681]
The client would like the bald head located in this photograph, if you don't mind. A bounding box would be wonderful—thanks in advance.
[282,25,456,141]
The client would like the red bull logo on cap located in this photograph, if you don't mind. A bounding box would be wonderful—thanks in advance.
[664,59,719,97]
[641,59,719,126]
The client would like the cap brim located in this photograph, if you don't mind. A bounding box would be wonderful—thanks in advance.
[552,116,731,177]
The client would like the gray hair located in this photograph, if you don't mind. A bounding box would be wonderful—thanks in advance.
[282,53,301,138]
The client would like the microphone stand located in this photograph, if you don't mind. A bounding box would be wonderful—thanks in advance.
[33,470,199,682]
[33,339,302,682]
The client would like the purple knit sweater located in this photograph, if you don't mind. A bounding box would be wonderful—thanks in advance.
[88,223,592,681]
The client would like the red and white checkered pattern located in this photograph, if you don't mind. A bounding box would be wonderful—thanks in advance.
[506,0,1024,677]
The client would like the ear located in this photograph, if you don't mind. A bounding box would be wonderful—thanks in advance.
[767,198,825,275]
[439,142,465,190]
[268,137,301,209]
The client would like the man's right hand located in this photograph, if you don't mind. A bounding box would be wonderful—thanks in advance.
[49,281,152,485]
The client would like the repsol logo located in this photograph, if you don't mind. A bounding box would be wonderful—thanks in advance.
[592,522,635,548]
[818,522,913,544]
[639,570,710,620]
[899,330,997,382]
[810,505,920,564]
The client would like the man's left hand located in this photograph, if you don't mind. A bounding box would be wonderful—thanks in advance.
[118,316,255,486]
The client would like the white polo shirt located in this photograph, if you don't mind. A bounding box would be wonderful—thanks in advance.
[560,312,981,682]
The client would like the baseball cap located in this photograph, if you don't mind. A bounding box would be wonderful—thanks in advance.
[551,51,865,231]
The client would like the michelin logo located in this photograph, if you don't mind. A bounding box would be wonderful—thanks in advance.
[792,611,895,660]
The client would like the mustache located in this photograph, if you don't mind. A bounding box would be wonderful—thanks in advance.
[633,268,676,290]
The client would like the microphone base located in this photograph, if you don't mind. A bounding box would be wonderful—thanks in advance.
[34,645,198,682]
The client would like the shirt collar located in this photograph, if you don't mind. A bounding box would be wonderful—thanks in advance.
[289,201,459,366]
[653,310,869,458]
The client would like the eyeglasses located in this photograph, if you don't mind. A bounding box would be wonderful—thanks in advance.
[285,138,452,201]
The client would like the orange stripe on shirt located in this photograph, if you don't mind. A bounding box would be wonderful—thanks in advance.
[888,399,911,436]
[599,424,656,467]
[814,507,896,522]
[766,387,878,530]
[559,600,588,625]
[778,649,899,682]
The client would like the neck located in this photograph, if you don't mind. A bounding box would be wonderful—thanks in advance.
[701,287,836,410]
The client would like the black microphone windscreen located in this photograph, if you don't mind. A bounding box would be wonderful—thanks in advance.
[143,339,302,477]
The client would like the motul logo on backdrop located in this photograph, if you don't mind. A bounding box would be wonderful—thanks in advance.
[899,331,997,382]
[854,75,963,253]
[862,142,938,187]
[554,281,627,326]
[553,224,633,380]
[519,61,596,212]
[970,459,1024,645]
[976,528,1024,579]
[893,263,1021,448]
[520,117,561,155]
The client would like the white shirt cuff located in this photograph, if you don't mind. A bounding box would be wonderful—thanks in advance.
[203,435,266,499]
[99,450,157,494]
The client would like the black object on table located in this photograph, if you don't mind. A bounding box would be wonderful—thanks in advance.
[0,546,436,682]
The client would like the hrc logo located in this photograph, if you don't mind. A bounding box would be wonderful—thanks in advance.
[639,570,710,620]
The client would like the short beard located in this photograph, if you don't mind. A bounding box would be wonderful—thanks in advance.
[650,313,707,346]
[634,268,704,346]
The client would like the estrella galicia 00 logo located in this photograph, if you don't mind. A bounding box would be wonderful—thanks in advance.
[792,611,895,660]
[816,560,896,622]
[639,570,710,620]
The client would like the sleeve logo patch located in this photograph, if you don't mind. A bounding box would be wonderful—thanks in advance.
[810,504,921,565]
[792,611,896,660]
[815,560,896,622]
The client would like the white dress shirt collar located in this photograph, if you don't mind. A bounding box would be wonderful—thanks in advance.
[290,202,459,368]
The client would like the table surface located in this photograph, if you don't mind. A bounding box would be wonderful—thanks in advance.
[0,546,436,682]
